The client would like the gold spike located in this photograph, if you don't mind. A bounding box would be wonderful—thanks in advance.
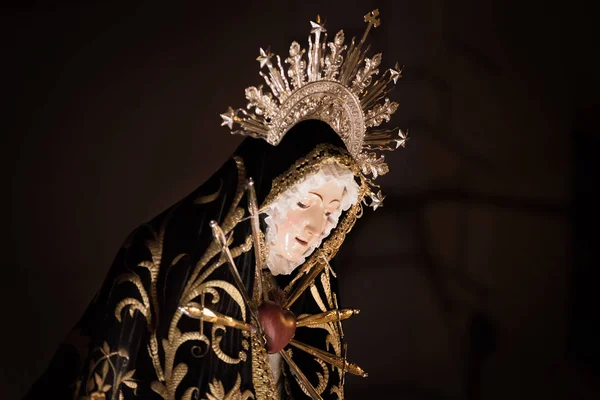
[180,303,255,332]
[279,350,324,400]
[236,109,270,136]
[283,262,326,309]
[341,10,380,85]
[276,55,291,95]
[340,9,379,85]
[246,178,264,303]
[360,69,392,108]
[340,42,371,86]
[210,221,264,338]
[296,309,360,327]
[333,293,348,386]
[361,86,393,112]
[363,129,398,150]
[289,339,367,377]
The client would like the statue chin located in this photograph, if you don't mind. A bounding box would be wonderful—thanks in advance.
[265,252,300,276]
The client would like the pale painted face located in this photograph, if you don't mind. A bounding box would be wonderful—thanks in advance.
[272,181,345,263]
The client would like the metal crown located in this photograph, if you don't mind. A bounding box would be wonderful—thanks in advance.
[221,9,407,179]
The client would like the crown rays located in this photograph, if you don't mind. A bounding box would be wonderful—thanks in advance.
[221,9,407,180]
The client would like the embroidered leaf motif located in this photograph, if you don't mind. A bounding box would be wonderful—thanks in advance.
[204,374,254,400]
[206,380,225,400]
[151,381,167,398]
[101,360,109,378]
[94,373,103,388]
[123,380,137,390]
[122,369,136,381]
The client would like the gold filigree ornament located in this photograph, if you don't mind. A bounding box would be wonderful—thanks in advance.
[221,9,408,185]
[204,374,255,400]
[76,341,136,400]
[111,159,256,400]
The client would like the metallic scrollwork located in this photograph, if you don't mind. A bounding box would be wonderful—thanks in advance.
[221,10,408,180]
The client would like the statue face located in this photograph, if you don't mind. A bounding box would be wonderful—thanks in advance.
[272,180,345,263]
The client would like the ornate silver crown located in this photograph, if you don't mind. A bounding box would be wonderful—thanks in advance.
[220,9,407,179]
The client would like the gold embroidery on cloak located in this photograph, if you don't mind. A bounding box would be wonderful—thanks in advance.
[107,158,254,400]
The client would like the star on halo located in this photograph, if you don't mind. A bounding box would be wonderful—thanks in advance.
[389,62,403,84]
[395,129,409,149]
[220,107,237,129]
[310,16,327,35]
[256,47,273,68]
[370,190,386,210]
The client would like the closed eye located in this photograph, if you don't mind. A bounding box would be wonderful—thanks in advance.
[297,201,309,209]
[325,211,332,216]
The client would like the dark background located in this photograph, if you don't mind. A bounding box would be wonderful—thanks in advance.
[2,1,598,399]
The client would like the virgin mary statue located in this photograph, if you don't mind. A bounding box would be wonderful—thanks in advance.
[25,9,407,400]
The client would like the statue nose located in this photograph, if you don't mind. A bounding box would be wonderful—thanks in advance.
[303,207,325,237]
[304,223,317,237]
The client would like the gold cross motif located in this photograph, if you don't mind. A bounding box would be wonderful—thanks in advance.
[364,9,380,28]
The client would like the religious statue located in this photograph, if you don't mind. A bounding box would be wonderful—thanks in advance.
[25,9,408,400]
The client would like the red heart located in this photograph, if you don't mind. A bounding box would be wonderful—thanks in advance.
[257,302,297,354]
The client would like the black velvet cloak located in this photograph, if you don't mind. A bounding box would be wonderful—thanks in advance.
[25,120,368,400]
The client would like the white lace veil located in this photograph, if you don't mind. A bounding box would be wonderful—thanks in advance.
[262,162,360,275]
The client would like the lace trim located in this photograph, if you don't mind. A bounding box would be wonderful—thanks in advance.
[263,163,359,276]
